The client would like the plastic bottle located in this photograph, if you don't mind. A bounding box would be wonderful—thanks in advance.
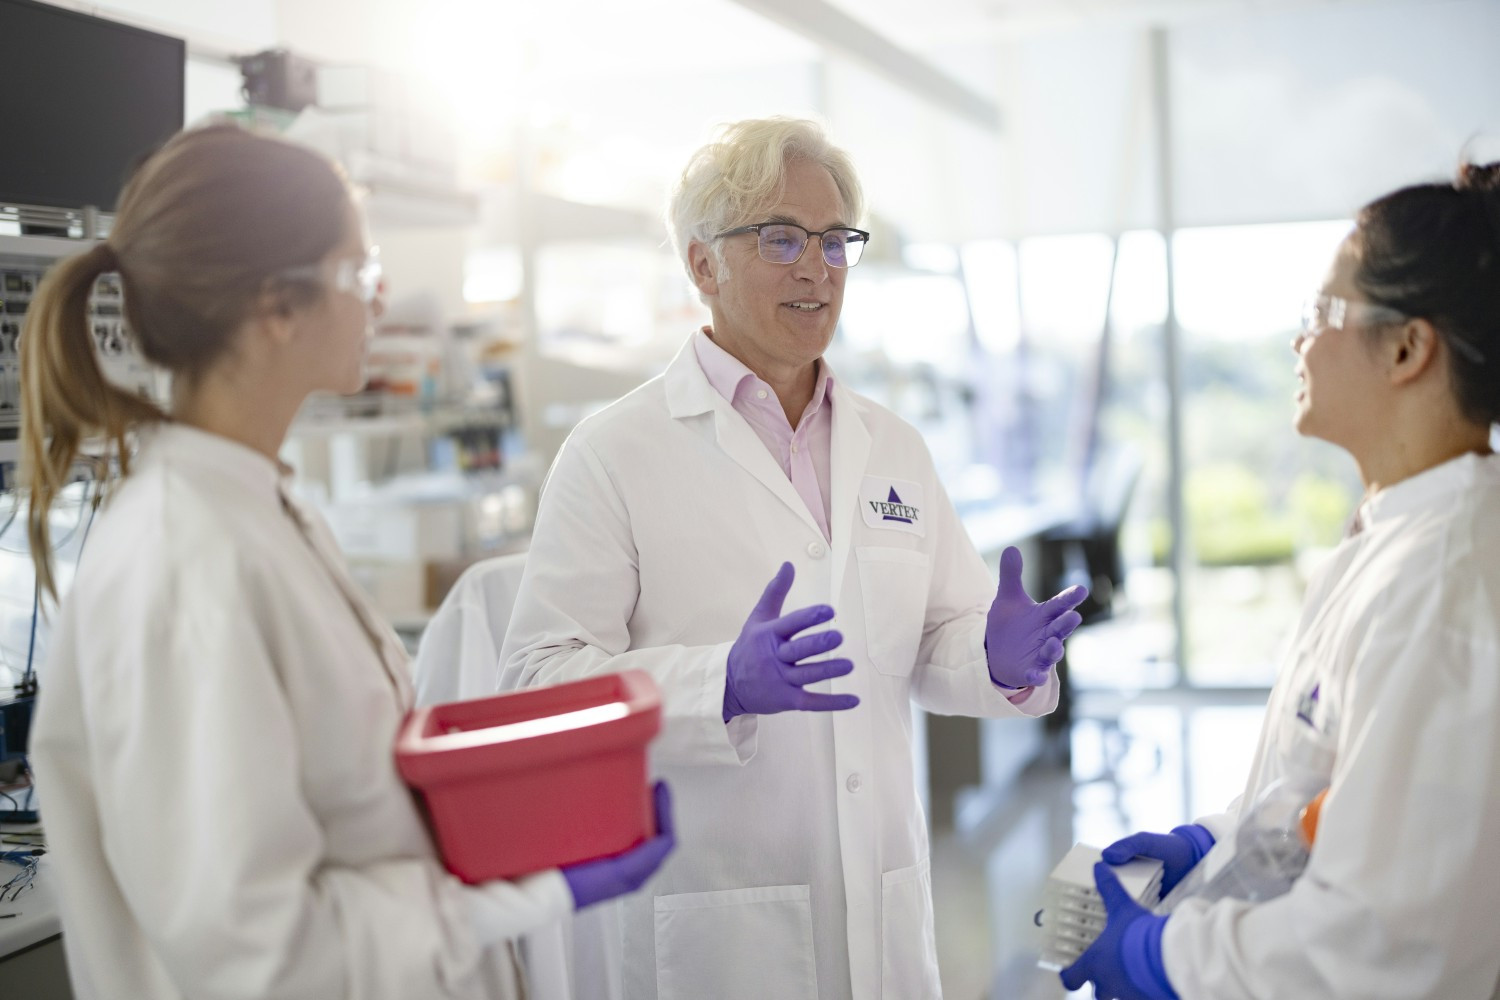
[1155,780,1328,914]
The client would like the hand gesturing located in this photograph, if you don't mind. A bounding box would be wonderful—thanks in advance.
[723,562,860,722]
[984,546,1088,689]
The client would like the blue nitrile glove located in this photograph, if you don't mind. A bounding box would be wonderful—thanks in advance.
[984,546,1088,689]
[561,782,676,910]
[1060,862,1179,1000]
[1102,824,1216,898]
[723,562,860,723]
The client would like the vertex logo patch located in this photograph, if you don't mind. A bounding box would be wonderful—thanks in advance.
[860,476,924,536]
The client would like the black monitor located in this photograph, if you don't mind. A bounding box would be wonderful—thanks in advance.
[0,0,184,212]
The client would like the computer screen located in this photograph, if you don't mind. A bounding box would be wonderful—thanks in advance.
[0,0,184,212]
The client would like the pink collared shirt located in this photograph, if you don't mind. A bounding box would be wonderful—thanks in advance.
[693,328,833,540]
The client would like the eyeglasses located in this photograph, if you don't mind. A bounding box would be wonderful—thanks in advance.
[1300,292,1485,364]
[279,248,383,304]
[1299,293,1407,339]
[713,222,871,268]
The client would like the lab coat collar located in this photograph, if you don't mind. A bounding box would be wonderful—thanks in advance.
[665,335,822,537]
[664,332,869,548]
[1359,451,1500,531]
[827,377,873,572]
[664,335,721,419]
[138,421,289,500]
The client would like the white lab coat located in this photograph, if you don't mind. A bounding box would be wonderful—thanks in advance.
[1164,452,1500,999]
[30,423,571,1000]
[500,338,1056,1000]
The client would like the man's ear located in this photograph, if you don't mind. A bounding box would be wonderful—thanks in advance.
[688,240,720,297]
[1388,317,1440,387]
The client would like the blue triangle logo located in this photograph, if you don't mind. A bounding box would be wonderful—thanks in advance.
[883,486,913,523]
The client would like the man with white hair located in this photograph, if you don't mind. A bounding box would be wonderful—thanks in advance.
[501,117,1086,1000]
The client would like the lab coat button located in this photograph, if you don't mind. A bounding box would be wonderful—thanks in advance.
[846,772,862,793]
[807,541,826,558]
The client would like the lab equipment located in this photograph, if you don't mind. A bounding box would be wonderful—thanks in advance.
[561,782,675,910]
[1155,780,1327,914]
[396,670,661,884]
[1058,861,1178,1000]
[1103,824,1216,897]
[0,846,38,903]
[984,545,1087,689]
[1038,843,1163,971]
[1,257,161,439]
[238,48,319,113]
[721,561,858,721]
[0,0,183,213]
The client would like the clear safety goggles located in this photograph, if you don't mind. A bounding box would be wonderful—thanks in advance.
[1299,293,1406,339]
[1299,292,1485,364]
[279,248,383,304]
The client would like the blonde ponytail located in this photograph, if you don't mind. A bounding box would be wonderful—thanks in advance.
[18,123,350,600]
[19,242,165,600]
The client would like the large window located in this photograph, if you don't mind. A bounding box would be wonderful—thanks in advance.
[1174,221,1357,685]
[1055,221,1362,690]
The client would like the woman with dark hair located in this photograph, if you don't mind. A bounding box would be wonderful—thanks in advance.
[22,124,672,1000]
[1061,162,1500,1000]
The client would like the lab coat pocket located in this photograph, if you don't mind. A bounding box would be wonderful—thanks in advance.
[857,546,931,677]
[881,858,941,999]
[1274,703,1338,785]
[654,884,819,1000]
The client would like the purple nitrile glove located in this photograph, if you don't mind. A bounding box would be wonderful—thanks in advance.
[1103,824,1216,898]
[984,546,1088,689]
[1059,862,1179,1000]
[722,562,860,723]
[561,782,676,910]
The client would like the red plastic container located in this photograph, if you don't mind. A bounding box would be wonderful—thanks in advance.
[396,670,661,884]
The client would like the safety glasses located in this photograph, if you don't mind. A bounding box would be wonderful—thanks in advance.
[1300,292,1485,363]
[278,247,383,304]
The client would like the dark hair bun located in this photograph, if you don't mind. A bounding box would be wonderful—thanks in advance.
[1355,158,1500,424]
[1457,160,1500,192]
[1459,161,1500,265]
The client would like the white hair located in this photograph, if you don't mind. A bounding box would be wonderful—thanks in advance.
[666,117,865,289]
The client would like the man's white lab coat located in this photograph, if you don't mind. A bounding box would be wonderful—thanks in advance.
[30,424,571,1000]
[1164,452,1500,999]
[501,338,1056,1000]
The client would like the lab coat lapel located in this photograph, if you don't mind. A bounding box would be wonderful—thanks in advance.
[664,338,826,539]
[711,406,826,538]
[828,381,871,604]
[279,487,414,705]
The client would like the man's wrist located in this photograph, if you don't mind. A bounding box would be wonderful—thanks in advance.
[983,636,1024,689]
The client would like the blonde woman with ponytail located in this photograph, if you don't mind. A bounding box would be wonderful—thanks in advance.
[22,125,672,1000]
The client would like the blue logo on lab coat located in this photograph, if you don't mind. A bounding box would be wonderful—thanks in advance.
[1295,683,1320,727]
[869,487,918,524]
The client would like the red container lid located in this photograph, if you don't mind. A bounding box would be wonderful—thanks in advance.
[395,670,661,788]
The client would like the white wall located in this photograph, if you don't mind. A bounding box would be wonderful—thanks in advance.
[79,0,275,49]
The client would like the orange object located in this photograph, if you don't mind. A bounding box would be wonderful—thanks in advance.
[396,670,661,884]
[1299,788,1329,846]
